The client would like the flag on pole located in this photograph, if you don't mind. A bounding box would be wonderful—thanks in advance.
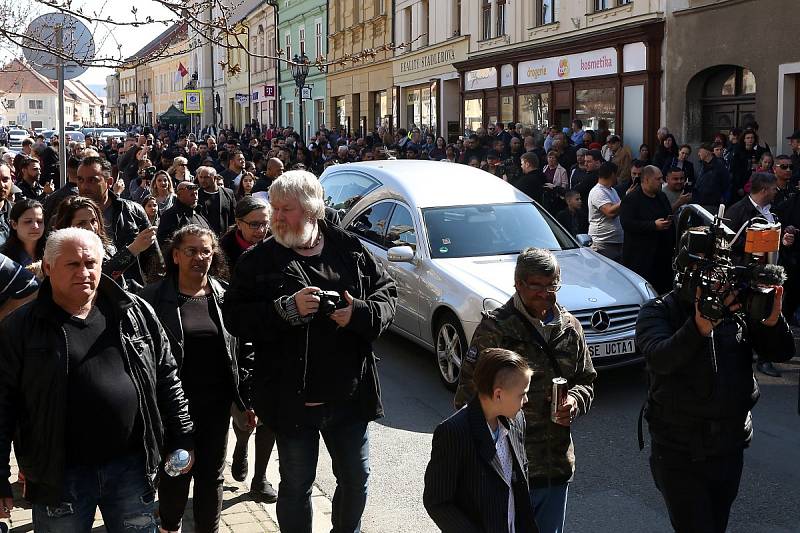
[178,62,188,77]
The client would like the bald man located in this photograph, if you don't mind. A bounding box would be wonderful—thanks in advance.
[252,157,284,196]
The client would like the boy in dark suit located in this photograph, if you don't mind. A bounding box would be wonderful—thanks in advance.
[424,348,538,533]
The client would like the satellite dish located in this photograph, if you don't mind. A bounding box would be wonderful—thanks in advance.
[22,13,95,80]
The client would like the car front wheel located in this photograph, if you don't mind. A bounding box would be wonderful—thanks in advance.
[435,312,467,391]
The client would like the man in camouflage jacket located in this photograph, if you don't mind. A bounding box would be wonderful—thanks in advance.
[455,247,596,533]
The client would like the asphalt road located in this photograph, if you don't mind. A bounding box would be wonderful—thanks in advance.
[307,331,800,533]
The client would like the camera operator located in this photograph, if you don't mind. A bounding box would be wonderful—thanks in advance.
[636,255,795,532]
[222,170,397,533]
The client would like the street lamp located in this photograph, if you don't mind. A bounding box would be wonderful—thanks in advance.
[214,93,222,129]
[291,54,309,143]
[100,104,105,126]
[142,92,149,126]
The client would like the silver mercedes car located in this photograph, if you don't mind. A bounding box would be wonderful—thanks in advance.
[320,160,657,389]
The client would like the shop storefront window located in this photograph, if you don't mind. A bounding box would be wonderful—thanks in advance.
[375,90,388,130]
[286,102,294,128]
[575,87,616,134]
[336,96,347,129]
[518,93,550,131]
[421,86,431,133]
[430,81,438,136]
[315,100,325,130]
[464,97,483,133]
[500,96,513,123]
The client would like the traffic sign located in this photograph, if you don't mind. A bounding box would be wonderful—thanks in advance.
[22,13,95,80]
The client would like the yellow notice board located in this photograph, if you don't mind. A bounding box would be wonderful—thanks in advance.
[183,90,203,114]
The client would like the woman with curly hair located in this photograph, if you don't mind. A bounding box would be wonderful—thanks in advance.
[140,225,247,533]
[49,195,159,287]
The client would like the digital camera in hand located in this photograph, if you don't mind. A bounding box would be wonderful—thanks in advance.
[315,290,348,315]
[673,204,785,322]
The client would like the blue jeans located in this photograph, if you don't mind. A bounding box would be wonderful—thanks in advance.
[275,402,370,533]
[32,453,156,533]
[530,483,569,533]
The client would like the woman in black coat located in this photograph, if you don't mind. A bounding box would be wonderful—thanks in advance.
[140,224,248,532]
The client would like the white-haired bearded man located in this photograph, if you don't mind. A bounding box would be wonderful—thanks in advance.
[223,170,397,533]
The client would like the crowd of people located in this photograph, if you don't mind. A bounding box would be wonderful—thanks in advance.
[0,116,798,533]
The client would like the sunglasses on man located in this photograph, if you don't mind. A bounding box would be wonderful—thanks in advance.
[777,164,793,170]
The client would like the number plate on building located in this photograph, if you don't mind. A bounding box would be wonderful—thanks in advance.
[588,339,635,358]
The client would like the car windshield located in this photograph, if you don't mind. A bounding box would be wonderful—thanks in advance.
[423,202,576,259]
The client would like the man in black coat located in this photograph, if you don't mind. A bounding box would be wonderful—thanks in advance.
[196,166,236,236]
[636,262,794,533]
[620,165,675,294]
[157,181,211,245]
[692,144,730,210]
[77,156,163,286]
[424,348,538,533]
[722,172,787,377]
[511,152,544,203]
[0,228,194,528]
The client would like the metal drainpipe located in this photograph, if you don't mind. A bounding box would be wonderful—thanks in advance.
[274,4,280,127]
[209,4,216,133]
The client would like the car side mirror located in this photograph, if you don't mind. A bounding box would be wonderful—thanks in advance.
[387,245,415,263]
[576,234,593,247]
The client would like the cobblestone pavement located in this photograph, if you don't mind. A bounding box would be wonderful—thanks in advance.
[3,425,281,533]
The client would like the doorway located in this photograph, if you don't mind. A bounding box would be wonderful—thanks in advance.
[686,65,757,144]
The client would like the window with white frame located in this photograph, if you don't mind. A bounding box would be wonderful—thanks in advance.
[299,27,306,55]
[6,100,14,109]
[481,0,491,40]
[496,0,506,36]
[539,0,557,25]
[285,32,292,63]
[315,21,323,58]
[28,100,43,110]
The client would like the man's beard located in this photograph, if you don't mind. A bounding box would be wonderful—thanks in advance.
[272,219,315,249]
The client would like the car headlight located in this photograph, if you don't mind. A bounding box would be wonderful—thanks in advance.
[483,298,504,312]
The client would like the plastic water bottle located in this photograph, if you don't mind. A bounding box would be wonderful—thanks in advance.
[164,449,191,477]
[1,521,9,533]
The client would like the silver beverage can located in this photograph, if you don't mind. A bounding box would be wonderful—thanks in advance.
[551,377,568,422]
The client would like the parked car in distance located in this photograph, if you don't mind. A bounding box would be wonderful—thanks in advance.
[320,160,657,389]
[7,129,29,149]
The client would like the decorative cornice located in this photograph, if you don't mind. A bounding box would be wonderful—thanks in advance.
[477,34,511,50]
[528,22,560,40]
[587,3,634,24]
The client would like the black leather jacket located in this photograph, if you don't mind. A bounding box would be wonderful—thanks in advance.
[222,219,397,430]
[105,191,164,285]
[636,292,794,458]
[0,275,193,504]
[140,275,250,411]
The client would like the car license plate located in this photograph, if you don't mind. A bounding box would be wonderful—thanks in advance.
[589,339,635,358]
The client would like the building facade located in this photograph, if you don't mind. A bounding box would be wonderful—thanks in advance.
[664,0,800,153]
[456,0,664,154]
[327,0,393,137]
[244,2,279,128]
[278,0,328,138]
[114,22,188,128]
[392,0,465,141]
[105,73,120,125]
[0,59,103,129]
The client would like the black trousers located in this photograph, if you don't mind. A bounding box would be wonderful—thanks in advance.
[649,443,744,533]
[231,406,276,483]
[159,395,231,532]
